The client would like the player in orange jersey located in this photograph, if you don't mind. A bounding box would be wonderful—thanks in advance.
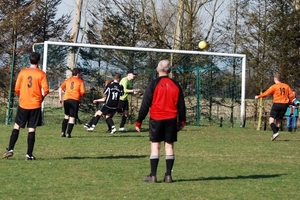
[59,68,86,138]
[255,74,295,141]
[3,52,49,160]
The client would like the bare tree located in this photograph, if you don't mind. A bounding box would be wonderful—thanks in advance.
[66,0,83,78]
[172,0,185,50]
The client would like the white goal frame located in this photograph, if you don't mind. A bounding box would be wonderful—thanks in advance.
[35,41,247,127]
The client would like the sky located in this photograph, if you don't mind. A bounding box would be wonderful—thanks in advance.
[56,0,76,22]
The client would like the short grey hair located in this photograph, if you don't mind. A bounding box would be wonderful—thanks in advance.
[157,60,172,73]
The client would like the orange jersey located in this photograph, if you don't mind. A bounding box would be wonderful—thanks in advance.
[15,68,49,109]
[258,83,294,104]
[60,76,85,101]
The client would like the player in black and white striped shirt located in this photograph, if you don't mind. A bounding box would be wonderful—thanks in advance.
[84,73,124,134]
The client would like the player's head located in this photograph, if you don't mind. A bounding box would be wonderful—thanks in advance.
[72,68,81,76]
[126,69,137,80]
[30,52,40,65]
[157,60,172,74]
[114,73,121,82]
[274,74,281,83]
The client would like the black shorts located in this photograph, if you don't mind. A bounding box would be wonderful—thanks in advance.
[270,103,289,120]
[118,100,128,113]
[100,105,117,116]
[149,117,178,143]
[63,99,79,117]
[15,106,42,128]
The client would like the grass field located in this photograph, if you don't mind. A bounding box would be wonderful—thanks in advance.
[0,119,300,200]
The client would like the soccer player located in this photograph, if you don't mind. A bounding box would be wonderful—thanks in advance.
[255,74,294,141]
[2,52,49,160]
[84,73,124,134]
[135,60,186,183]
[59,68,86,138]
[84,79,112,132]
[118,70,138,132]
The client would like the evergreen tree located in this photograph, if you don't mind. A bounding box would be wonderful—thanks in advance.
[0,0,71,106]
[266,0,300,88]
[30,0,71,44]
[86,4,156,73]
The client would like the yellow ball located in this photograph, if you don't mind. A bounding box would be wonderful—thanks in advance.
[198,41,207,50]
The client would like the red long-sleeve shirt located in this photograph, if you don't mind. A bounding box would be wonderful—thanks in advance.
[136,76,186,122]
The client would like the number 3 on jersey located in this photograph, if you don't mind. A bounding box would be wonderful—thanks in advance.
[27,76,33,88]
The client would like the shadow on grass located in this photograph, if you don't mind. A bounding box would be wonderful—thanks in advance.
[62,155,147,160]
[276,139,300,142]
[175,174,286,182]
[115,128,150,133]
[109,134,148,138]
[75,134,148,138]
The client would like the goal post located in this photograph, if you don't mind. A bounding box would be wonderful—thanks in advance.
[35,41,246,127]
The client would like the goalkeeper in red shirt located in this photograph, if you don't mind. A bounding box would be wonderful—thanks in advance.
[135,60,186,183]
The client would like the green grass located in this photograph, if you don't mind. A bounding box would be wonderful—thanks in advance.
[0,121,299,200]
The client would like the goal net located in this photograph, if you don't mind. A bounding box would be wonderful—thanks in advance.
[33,41,246,127]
